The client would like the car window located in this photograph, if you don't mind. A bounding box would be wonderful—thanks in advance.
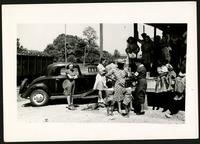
[60,68,67,75]
[60,67,79,76]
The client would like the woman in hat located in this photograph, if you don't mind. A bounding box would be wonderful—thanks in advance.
[105,59,131,116]
[63,63,78,110]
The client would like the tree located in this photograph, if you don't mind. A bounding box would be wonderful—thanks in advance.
[44,34,100,64]
[102,50,114,64]
[83,26,98,42]
[113,49,121,59]
[44,34,84,62]
[83,26,98,47]
[17,38,28,54]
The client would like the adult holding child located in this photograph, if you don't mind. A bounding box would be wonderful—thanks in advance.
[105,59,131,116]
[125,36,140,72]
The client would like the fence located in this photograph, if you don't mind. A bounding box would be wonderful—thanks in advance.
[17,54,54,85]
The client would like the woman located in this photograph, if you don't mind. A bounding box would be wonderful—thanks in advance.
[105,59,130,116]
[93,58,107,105]
[63,63,78,110]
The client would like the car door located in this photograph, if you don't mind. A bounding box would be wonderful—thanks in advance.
[74,74,96,95]
[54,75,67,95]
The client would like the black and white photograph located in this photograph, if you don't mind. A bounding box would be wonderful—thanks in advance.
[17,23,187,123]
[2,2,198,142]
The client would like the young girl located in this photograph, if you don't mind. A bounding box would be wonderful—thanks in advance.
[93,58,107,105]
[155,62,169,93]
[166,63,176,91]
[155,62,176,93]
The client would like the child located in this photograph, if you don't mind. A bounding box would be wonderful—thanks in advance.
[104,89,115,116]
[93,58,107,105]
[166,63,176,91]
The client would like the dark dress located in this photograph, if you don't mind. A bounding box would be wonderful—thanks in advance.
[133,64,147,105]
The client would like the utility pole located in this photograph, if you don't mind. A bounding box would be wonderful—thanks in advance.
[133,23,138,39]
[100,23,103,59]
[64,24,67,63]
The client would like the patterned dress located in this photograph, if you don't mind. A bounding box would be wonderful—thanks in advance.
[106,68,128,102]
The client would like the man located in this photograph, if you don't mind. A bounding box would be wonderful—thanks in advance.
[131,58,147,115]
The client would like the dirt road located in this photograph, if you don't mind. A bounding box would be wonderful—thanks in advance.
[18,98,185,123]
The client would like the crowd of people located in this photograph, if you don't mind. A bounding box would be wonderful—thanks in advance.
[62,31,186,119]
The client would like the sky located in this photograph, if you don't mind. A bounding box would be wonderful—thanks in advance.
[17,23,162,55]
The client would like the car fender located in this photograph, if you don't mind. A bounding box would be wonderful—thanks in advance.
[21,83,50,98]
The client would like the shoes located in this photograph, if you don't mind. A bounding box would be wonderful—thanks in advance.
[122,113,129,118]
[174,95,184,101]
[68,105,76,110]
[165,113,173,118]
[136,111,145,115]
[98,102,105,108]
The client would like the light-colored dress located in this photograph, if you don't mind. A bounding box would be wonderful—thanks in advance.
[174,72,186,93]
[93,64,107,91]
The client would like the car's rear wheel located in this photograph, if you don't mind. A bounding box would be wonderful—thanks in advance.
[30,89,49,106]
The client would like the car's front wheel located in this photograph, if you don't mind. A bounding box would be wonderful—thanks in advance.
[30,89,49,106]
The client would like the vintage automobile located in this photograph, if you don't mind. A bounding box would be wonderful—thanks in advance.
[19,62,98,106]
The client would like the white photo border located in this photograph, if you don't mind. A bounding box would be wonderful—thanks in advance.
[2,2,198,142]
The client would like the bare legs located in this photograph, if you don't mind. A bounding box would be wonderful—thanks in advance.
[98,90,104,103]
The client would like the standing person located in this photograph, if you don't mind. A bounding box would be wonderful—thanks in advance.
[140,35,153,72]
[160,34,172,64]
[125,36,140,72]
[93,58,107,105]
[151,35,162,76]
[105,59,131,116]
[132,58,147,115]
[63,63,78,110]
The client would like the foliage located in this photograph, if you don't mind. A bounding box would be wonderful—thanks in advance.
[83,26,98,46]
[17,38,50,56]
[102,50,114,64]
[43,33,101,64]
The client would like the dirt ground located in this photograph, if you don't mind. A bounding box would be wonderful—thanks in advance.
[17,96,185,123]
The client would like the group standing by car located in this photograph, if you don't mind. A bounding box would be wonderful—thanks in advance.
[62,33,186,119]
